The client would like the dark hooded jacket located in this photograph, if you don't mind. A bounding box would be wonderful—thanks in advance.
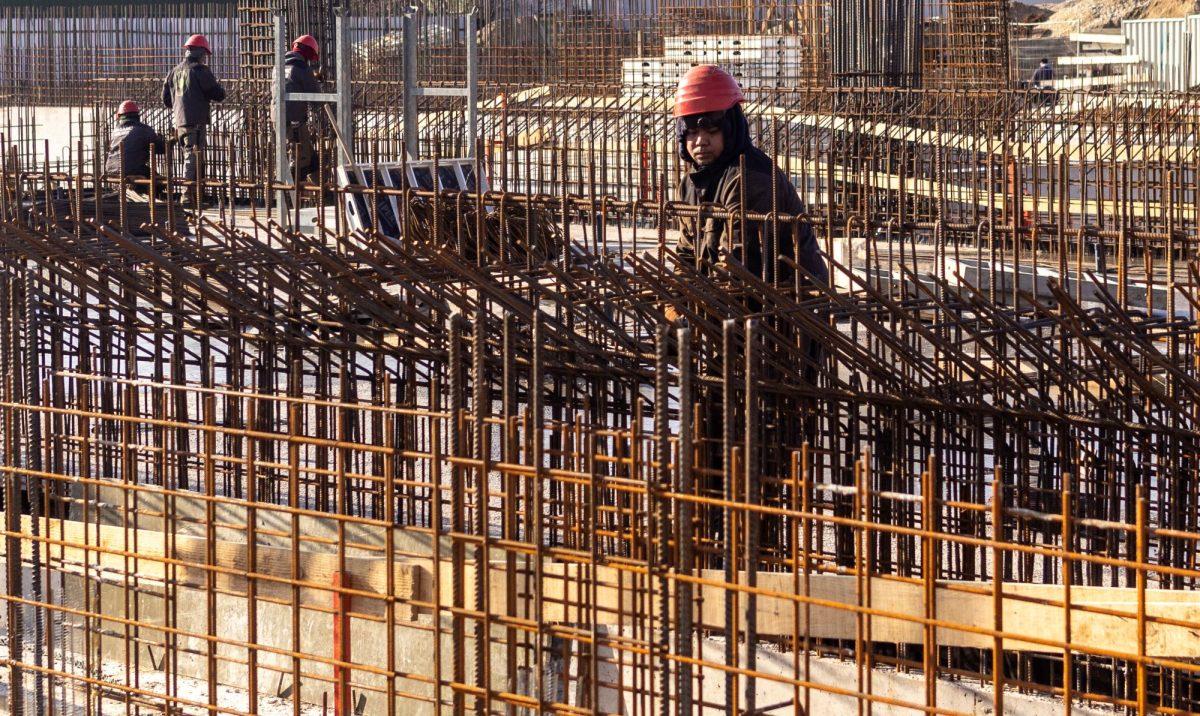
[104,116,166,177]
[1031,62,1054,86]
[274,50,321,125]
[162,50,226,129]
[676,104,827,286]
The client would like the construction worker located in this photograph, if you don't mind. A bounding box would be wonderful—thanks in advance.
[1031,57,1054,89]
[673,64,827,287]
[103,101,166,180]
[275,34,322,184]
[162,34,226,182]
[1031,57,1056,107]
[672,66,827,569]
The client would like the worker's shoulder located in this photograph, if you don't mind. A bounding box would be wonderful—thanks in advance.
[727,158,794,197]
[676,171,704,200]
[166,59,197,81]
[173,58,214,76]
[731,164,782,186]
[728,150,785,180]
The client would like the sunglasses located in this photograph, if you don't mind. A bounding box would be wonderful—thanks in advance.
[680,110,727,132]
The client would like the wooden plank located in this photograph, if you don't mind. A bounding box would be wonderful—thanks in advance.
[780,156,1165,219]
[506,94,1194,163]
[491,563,1200,657]
[535,104,1192,169]
[530,136,1168,218]
[744,107,1192,163]
[2,515,416,607]
[8,516,1200,657]
[697,570,1200,658]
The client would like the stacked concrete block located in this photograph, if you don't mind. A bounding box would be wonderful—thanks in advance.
[621,34,808,97]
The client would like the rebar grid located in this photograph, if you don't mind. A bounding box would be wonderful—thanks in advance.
[0,3,1197,711]
[1,0,1015,179]
[0,150,1199,713]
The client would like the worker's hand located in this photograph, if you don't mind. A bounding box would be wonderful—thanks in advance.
[663,304,681,323]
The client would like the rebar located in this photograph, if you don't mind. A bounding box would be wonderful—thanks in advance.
[2,2,1200,714]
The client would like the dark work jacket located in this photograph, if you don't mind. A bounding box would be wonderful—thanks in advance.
[162,52,226,129]
[677,147,828,287]
[273,51,321,125]
[104,117,166,177]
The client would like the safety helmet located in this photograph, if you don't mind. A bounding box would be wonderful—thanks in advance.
[292,34,320,61]
[116,100,140,116]
[184,34,212,54]
[673,65,744,118]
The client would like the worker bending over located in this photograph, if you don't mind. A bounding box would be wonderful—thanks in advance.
[162,34,226,182]
[104,100,165,180]
[275,34,322,184]
[674,64,827,286]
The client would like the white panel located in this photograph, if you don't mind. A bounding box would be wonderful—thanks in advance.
[1189,15,1200,88]
[1122,18,1188,91]
[1048,74,1128,89]
[1067,33,1126,45]
[1056,54,1140,65]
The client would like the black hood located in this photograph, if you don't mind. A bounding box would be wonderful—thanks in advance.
[678,104,763,202]
[284,50,310,68]
[678,103,751,166]
[185,48,207,63]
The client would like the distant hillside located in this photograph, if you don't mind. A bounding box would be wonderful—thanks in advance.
[1015,0,1198,36]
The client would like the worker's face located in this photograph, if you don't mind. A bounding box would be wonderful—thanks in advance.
[686,126,724,167]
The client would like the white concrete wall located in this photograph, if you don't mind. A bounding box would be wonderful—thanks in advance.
[0,106,101,168]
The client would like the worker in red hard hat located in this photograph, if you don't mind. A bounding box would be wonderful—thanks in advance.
[273,34,323,184]
[673,64,827,287]
[673,67,828,572]
[162,34,226,182]
[104,100,166,181]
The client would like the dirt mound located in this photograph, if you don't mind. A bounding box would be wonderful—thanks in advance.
[1143,0,1199,18]
[1010,0,1052,23]
[1042,0,1146,35]
[1040,0,1198,36]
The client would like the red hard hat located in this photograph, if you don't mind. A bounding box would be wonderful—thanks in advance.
[673,65,745,118]
[184,34,211,54]
[116,100,140,116]
[293,34,319,60]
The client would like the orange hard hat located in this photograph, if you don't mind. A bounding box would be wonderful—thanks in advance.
[673,65,744,118]
[184,34,211,54]
[293,34,319,60]
[116,100,140,116]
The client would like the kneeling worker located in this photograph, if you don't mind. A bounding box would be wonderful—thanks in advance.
[104,100,166,180]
